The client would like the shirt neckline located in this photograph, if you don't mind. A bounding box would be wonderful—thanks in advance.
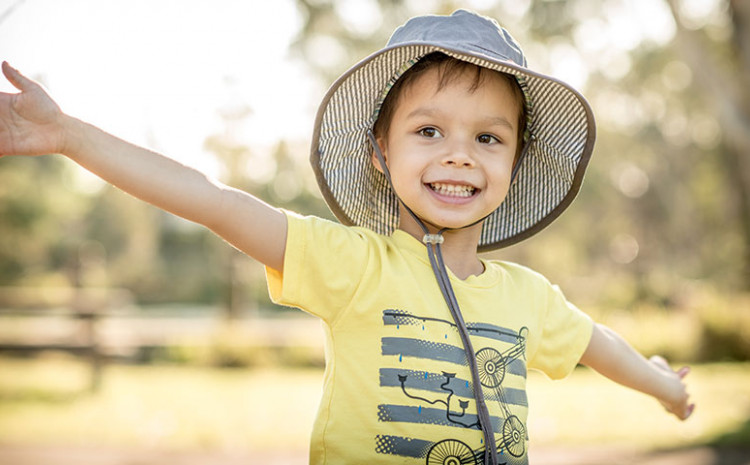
[390,229,501,288]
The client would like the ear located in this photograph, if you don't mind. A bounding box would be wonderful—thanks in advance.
[370,136,388,174]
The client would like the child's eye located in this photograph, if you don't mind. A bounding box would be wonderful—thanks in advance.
[477,134,500,144]
[418,127,442,138]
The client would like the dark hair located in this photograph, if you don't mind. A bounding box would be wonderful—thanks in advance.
[373,52,527,160]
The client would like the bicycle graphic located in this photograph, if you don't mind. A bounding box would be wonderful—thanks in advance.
[388,309,529,464]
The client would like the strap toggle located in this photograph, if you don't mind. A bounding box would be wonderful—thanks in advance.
[422,234,444,245]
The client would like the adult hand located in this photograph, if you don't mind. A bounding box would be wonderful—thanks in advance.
[0,61,67,157]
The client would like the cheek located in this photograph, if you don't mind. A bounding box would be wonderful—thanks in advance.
[488,158,515,188]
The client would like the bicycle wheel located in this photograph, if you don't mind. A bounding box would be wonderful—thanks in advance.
[502,415,526,458]
[475,347,505,388]
[426,439,477,465]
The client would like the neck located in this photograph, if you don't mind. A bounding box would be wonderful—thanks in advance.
[398,213,485,280]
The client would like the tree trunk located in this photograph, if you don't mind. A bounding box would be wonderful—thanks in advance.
[666,0,750,287]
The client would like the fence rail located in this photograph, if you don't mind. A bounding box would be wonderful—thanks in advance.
[0,287,134,392]
[0,287,324,392]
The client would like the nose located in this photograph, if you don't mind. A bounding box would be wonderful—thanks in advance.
[442,137,476,168]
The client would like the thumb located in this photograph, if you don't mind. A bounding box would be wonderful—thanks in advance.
[2,61,37,92]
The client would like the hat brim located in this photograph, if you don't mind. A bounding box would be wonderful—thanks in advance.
[311,43,596,251]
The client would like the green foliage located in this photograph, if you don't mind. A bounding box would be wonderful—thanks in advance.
[584,290,750,363]
[0,156,89,285]
[694,293,750,362]
[709,417,750,447]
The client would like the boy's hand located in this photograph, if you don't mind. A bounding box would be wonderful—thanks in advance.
[0,61,67,157]
[649,355,695,421]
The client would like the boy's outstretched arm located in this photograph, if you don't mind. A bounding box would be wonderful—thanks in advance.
[0,62,286,271]
[579,323,695,420]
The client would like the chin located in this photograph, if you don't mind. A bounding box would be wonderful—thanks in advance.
[430,216,486,232]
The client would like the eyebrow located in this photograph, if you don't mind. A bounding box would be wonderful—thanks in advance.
[406,107,515,131]
[405,107,440,121]
[484,116,515,131]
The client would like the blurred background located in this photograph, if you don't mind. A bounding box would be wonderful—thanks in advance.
[0,0,748,464]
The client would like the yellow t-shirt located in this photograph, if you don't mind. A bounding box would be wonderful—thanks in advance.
[266,212,593,465]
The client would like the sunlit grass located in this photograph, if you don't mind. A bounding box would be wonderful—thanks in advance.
[0,355,322,453]
[0,356,748,455]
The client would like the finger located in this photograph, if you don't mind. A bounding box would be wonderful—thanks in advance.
[686,403,695,419]
[677,366,691,378]
[1,61,35,92]
[676,402,695,421]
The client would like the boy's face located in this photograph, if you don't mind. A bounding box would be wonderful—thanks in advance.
[373,66,521,232]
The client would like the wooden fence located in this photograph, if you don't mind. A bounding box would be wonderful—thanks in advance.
[0,286,133,392]
[0,287,324,392]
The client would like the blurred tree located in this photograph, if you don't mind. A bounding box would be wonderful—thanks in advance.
[203,100,257,320]
[203,92,334,318]
[0,150,90,287]
[664,0,750,288]
[83,185,160,288]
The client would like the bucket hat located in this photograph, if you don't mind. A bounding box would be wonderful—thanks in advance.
[310,9,596,251]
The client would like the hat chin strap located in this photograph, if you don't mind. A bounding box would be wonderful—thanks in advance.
[367,130,529,465]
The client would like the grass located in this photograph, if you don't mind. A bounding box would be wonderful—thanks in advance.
[0,355,321,453]
[0,355,748,455]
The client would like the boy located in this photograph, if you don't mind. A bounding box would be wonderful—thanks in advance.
[0,9,692,465]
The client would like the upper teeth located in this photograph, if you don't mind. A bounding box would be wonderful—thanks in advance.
[430,183,475,197]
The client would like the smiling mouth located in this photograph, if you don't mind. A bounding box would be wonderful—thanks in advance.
[428,182,477,198]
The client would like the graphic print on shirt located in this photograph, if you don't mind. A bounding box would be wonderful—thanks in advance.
[375,308,530,465]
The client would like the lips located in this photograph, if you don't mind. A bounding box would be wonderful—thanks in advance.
[428,182,477,198]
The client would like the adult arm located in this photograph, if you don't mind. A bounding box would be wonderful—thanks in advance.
[579,323,695,420]
[0,62,286,271]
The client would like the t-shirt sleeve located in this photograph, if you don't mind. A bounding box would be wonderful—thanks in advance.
[527,280,594,380]
[265,211,370,323]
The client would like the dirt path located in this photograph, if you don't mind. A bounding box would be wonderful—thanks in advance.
[0,444,302,465]
[1,444,748,465]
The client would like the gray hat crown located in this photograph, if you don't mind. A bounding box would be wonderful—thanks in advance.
[388,9,527,68]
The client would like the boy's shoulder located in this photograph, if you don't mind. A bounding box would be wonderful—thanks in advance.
[283,210,408,258]
[484,258,557,288]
